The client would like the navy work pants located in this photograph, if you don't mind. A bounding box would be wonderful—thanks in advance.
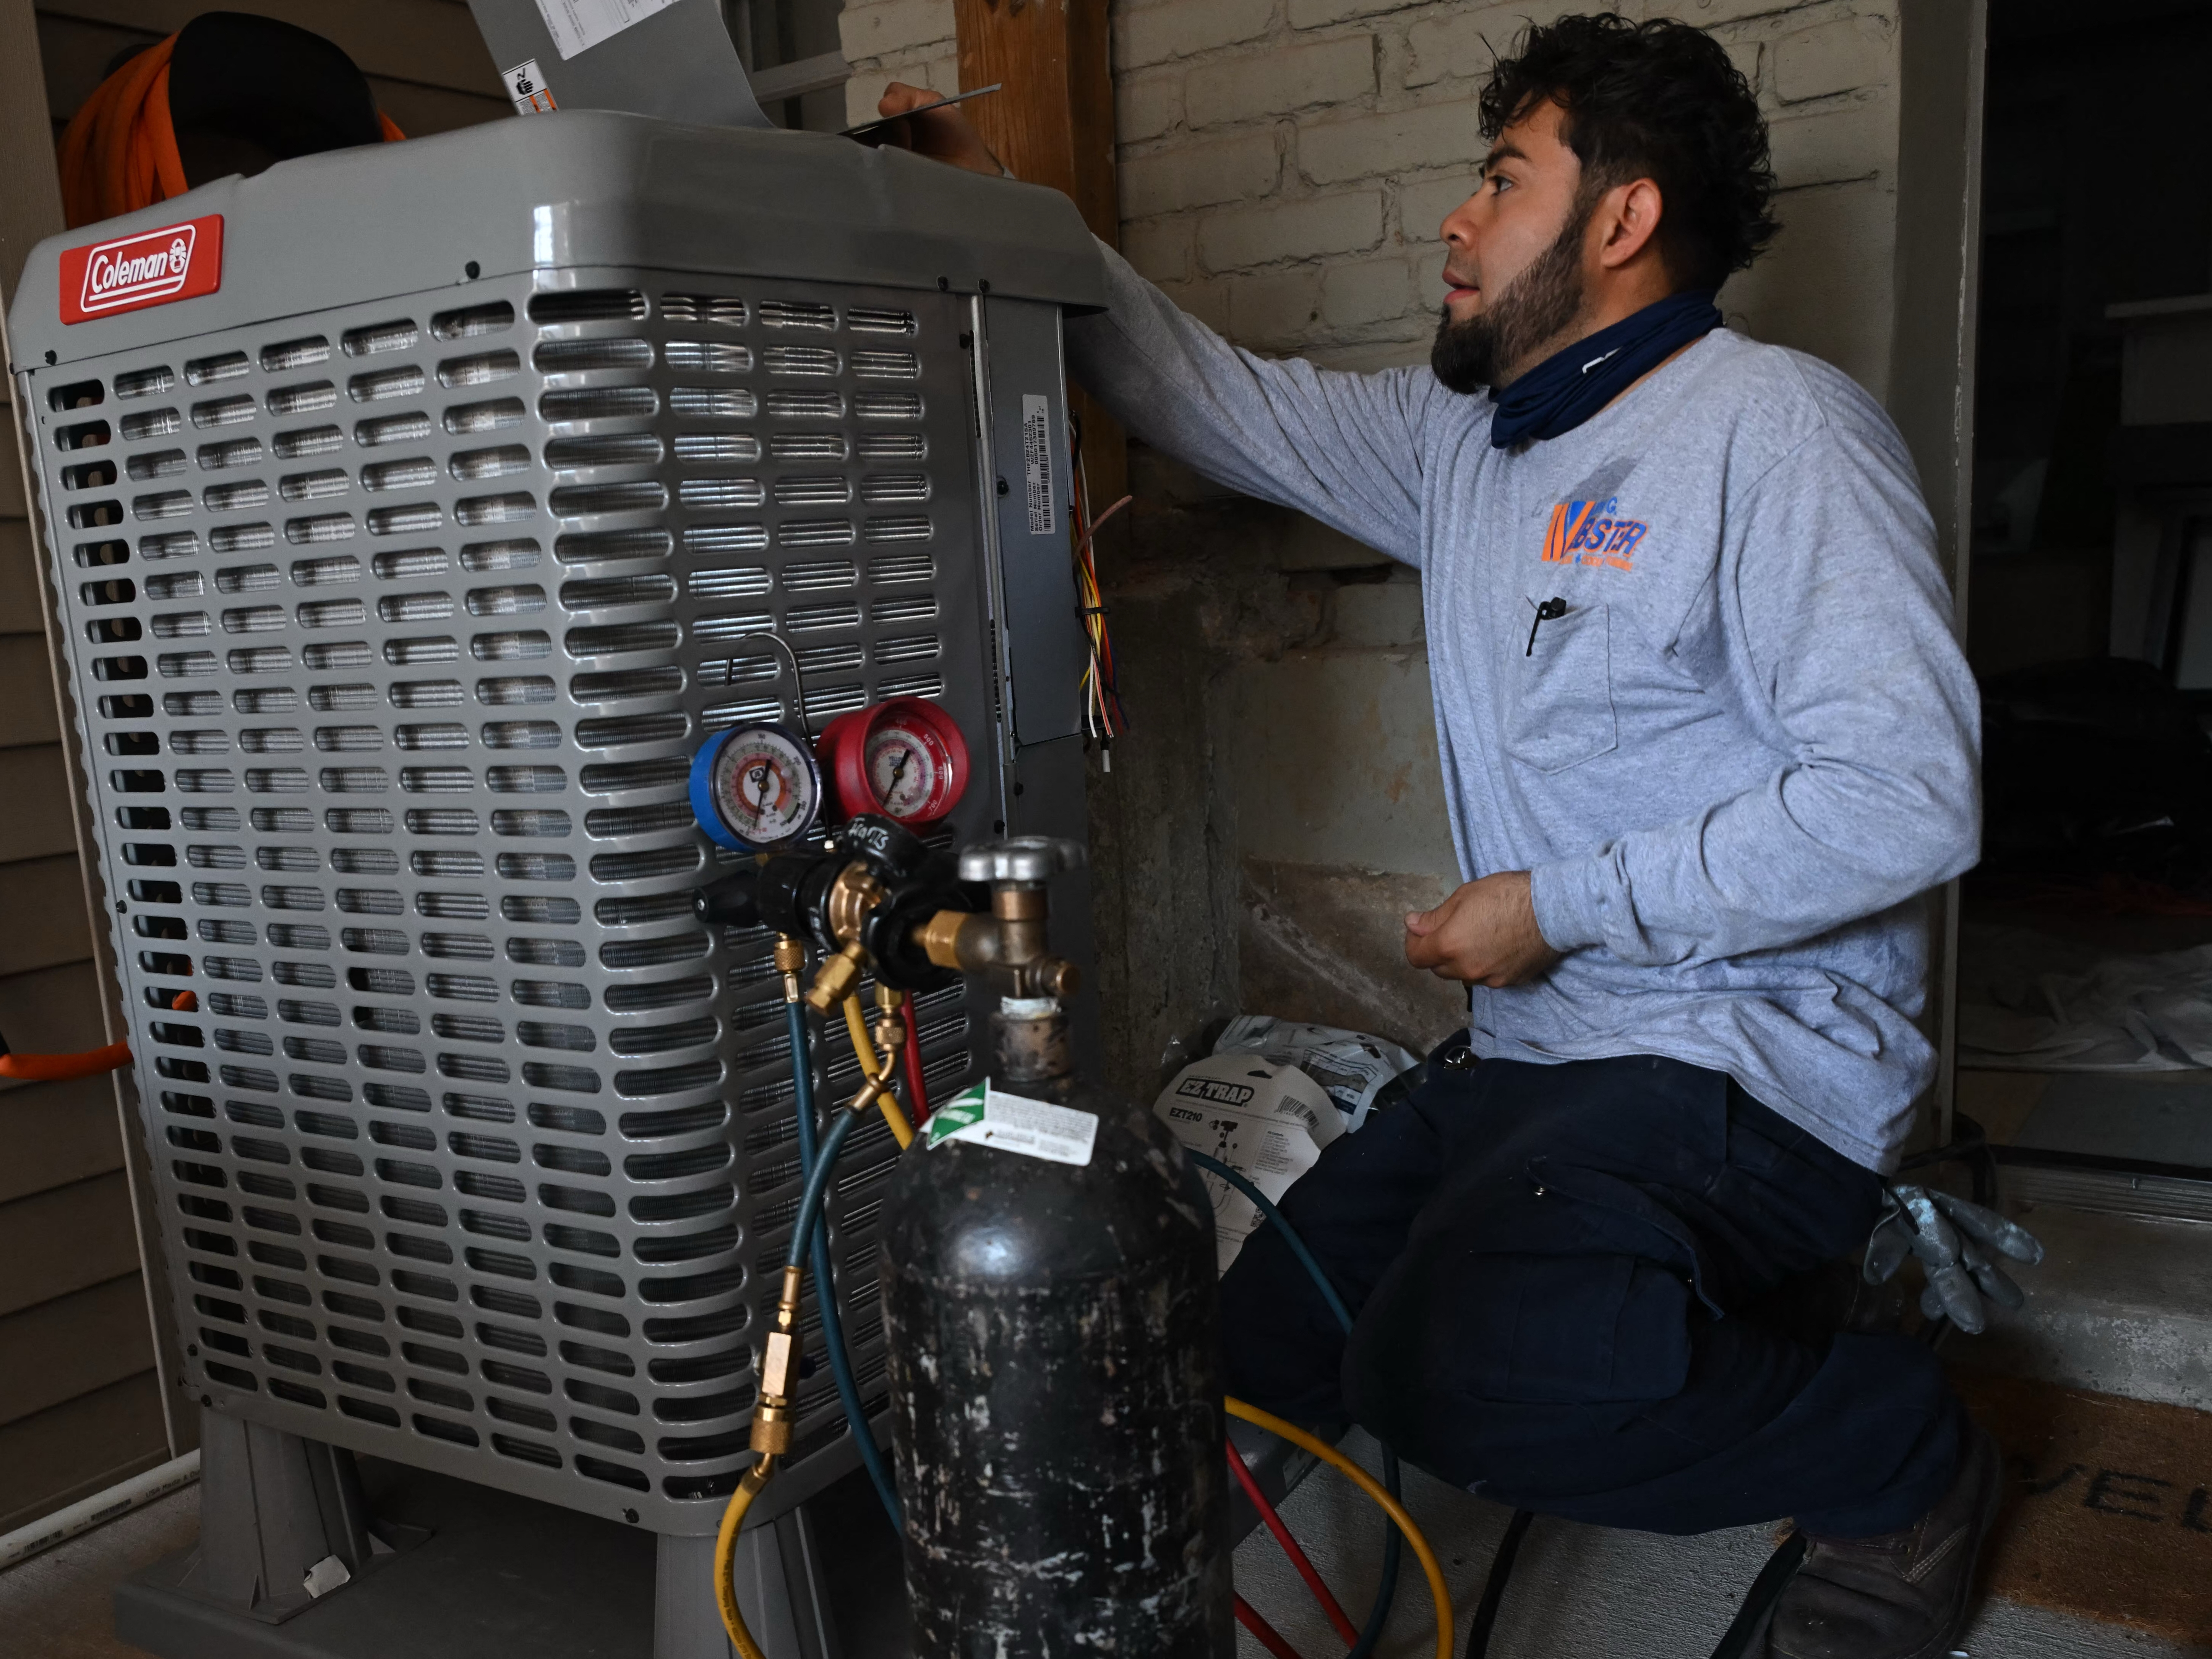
[1218,1044,1964,1537]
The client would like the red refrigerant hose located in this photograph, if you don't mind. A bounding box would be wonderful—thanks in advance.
[1236,1594,1309,1659]
[1228,1443,1360,1645]
[899,991,931,1124]
[0,988,193,1082]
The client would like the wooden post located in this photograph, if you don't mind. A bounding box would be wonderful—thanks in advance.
[951,0,1127,512]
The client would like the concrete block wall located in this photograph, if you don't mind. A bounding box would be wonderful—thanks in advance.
[841,0,1913,1085]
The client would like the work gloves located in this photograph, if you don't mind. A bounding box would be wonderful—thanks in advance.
[1863,1184,2045,1335]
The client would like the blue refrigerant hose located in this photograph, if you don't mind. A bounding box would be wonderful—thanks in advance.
[1189,1149,1403,1659]
[784,1001,904,1529]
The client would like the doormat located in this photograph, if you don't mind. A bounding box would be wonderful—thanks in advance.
[1953,1369,2212,1642]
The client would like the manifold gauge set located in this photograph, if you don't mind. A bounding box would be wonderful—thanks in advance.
[687,695,974,853]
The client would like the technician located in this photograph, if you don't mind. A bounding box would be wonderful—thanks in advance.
[882,15,1989,1659]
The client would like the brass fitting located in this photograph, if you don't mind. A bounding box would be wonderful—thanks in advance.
[749,1263,807,1457]
[805,941,867,1015]
[774,935,806,1004]
[910,901,1081,999]
[803,862,888,1011]
[871,980,908,1057]
[845,1058,896,1118]
[916,908,996,973]
[826,862,886,951]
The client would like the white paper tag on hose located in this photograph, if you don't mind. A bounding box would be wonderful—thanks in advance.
[534,0,681,59]
[926,1079,1097,1166]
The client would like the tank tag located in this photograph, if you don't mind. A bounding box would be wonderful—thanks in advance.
[925,1080,1098,1167]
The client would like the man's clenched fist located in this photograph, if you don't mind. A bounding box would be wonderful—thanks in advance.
[1404,871,1562,988]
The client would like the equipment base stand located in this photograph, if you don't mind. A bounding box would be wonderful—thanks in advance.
[116,1413,906,1659]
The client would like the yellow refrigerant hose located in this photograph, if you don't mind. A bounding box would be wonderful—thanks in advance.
[1226,1396,1456,1659]
[713,1455,778,1659]
[842,994,915,1148]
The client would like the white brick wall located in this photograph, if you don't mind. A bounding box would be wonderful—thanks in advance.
[840,1,1901,386]
[840,0,959,126]
[1113,0,1903,388]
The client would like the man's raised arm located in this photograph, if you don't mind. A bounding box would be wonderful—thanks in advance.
[871,83,1434,564]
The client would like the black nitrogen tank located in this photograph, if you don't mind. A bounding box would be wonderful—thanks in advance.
[881,982,1230,1655]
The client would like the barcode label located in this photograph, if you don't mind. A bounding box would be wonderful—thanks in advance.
[1020,394,1055,536]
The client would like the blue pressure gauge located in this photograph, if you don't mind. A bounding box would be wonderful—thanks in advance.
[688,722,823,852]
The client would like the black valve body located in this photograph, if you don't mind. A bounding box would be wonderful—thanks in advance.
[881,1079,1231,1657]
[691,814,973,989]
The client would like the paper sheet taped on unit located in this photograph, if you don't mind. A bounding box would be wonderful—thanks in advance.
[536,0,681,58]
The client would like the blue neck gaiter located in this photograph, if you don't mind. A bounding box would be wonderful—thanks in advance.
[1488,288,1722,448]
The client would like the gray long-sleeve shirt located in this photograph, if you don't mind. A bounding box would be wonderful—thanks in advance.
[1066,245,1981,1171]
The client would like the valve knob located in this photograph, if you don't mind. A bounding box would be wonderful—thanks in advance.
[693,869,762,929]
[956,836,1085,885]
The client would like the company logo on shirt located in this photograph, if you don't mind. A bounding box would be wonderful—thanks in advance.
[1542,496,1648,571]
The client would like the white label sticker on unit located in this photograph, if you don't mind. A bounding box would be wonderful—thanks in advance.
[534,0,681,60]
[1020,394,1056,536]
[503,59,558,114]
[926,1079,1097,1167]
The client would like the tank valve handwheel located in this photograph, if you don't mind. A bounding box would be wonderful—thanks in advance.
[688,721,824,852]
[817,697,972,825]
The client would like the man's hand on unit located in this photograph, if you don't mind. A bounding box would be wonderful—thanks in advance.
[871,83,1008,178]
[1404,872,1562,988]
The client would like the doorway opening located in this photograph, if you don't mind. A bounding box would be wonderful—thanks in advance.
[1959,0,2212,1201]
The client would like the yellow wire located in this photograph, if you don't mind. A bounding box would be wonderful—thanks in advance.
[1224,1397,1455,1659]
[841,995,915,1148]
[712,1456,777,1659]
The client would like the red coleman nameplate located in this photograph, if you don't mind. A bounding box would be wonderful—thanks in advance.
[59,215,224,324]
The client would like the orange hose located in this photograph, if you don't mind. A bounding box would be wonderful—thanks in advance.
[98,39,172,224]
[0,1042,133,1083]
[144,65,189,201]
[58,34,404,229]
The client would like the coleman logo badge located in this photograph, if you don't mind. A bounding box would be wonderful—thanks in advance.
[59,216,224,324]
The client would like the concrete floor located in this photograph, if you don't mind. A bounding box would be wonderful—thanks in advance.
[2,1481,199,1659]
[12,1444,2205,1659]
[1244,1428,2212,1659]
[12,1096,2212,1659]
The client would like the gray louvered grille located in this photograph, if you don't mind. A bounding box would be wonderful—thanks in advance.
[34,270,994,1535]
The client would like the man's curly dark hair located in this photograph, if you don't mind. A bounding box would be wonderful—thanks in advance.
[1479,14,1779,292]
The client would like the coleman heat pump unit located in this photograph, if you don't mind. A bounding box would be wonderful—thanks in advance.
[8,102,1105,1648]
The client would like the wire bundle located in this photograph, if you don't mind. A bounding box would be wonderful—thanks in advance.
[1069,424,1131,767]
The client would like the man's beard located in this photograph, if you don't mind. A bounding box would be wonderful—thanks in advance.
[1432,203,1591,395]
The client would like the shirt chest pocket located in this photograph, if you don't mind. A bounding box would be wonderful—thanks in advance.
[1506,600,1618,774]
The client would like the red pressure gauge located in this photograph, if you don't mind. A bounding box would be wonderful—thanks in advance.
[817,697,971,826]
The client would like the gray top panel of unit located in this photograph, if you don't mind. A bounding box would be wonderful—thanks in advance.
[11,109,1107,368]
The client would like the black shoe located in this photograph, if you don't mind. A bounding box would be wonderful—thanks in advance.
[1765,1419,2002,1659]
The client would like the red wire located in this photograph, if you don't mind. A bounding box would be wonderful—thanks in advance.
[899,992,931,1124]
[1227,1443,1359,1646]
[1236,1594,1308,1659]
